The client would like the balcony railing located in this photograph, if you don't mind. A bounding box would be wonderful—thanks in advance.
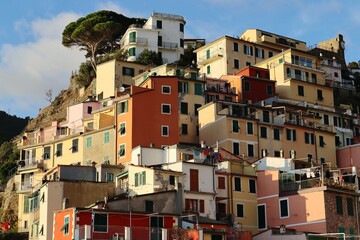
[158,41,178,49]
[198,49,224,65]
[286,74,317,84]
[129,37,148,45]
[18,159,44,170]
[333,81,355,90]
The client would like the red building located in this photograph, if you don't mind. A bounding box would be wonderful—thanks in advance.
[221,66,276,104]
[53,207,179,240]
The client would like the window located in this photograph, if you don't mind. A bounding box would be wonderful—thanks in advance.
[195,83,203,95]
[286,129,296,141]
[117,101,128,114]
[237,204,244,217]
[190,169,199,191]
[244,81,250,91]
[233,42,238,52]
[304,132,314,145]
[218,176,225,189]
[319,136,326,147]
[181,124,188,135]
[298,85,304,96]
[161,125,169,136]
[269,51,273,58]
[122,67,135,77]
[247,122,253,135]
[207,65,211,74]
[260,127,267,138]
[334,116,339,127]
[179,23,184,32]
[104,132,110,144]
[86,137,92,148]
[263,111,270,122]
[185,199,204,213]
[234,177,241,191]
[106,173,114,182]
[169,175,175,185]
[129,47,136,56]
[274,128,280,140]
[249,179,256,193]
[243,45,253,56]
[43,146,51,160]
[336,196,343,215]
[194,104,202,116]
[178,81,188,93]
[206,49,210,59]
[255,48,264,58]
[63,215,69,235]
[87,106,92,114]
[162,85,171,94]
[118,144,125,158]
[347,197,354,216]
[232,120,239,133]
[317,89,323,101]
[233,142,240,155]
[258,205,266,229]
[334,72,339,77]
[129,31,136,42]
[56,143,62,157]
[311,73,317,83]
[246,62,251,66]
[180,38,184,48]
[145,200,154,212]
[266,85,273,95]
[248,144,254,157]
[161,104,171,114]
[180,102,188,114]
[280,199,289,218]
[23,195,30,213]
[323,114,329,125]
[156,20,162,29]
[72,139,78,153]
[234,59,239,69]
[94,213,108,232]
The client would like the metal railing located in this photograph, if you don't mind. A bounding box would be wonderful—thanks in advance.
[18,159,44,170]
[280,177,357,192]
[158,41,178,49]
[129,37,148,45]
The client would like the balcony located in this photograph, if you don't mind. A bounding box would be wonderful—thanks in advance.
[285,119,336,133]
[128,37,148,46]
[205,84,236,95]
[285,73,318,84]
[198,49,224,65]
[18,159,44,171]
[333,81,355,90]
[158,41,178,50]
[16,180,33,193]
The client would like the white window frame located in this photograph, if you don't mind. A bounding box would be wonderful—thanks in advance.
[161,125,169,137]
[162,85,171,94]
[279,198,290,218]
[161,104,171,114]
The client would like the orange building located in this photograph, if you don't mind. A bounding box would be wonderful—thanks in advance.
[115,76,179,164]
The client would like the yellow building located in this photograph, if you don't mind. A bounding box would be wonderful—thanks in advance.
[199,101,259,163]
[96,59,147,100]
[255,49,333,108]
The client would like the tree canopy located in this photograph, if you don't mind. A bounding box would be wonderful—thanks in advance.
[62,10,145,72]
[348,61,359,69]
[136,49,163,66]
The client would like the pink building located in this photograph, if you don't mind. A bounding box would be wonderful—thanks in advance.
[256,169,359,237]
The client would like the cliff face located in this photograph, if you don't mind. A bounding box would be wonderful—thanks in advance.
[26,76,94,131]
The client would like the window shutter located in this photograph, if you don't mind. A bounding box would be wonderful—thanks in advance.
[135,173,138,187]
[199,200,204,213]
[142,171,146,185]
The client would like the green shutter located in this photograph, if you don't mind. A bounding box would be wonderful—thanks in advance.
[142,171,146,185]
[206,49,210,59]
[129,32,136,42]
[135,173,138,186]
[195,83,203,95]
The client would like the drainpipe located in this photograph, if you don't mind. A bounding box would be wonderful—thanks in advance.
[115,100,118,165]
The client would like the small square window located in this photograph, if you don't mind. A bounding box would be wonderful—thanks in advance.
[161,104,171,114]
[118,144,126,158]
[162,86,171,94]
[162,126,169,136]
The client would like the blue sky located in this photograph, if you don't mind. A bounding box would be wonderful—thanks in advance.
[1,0,360,118]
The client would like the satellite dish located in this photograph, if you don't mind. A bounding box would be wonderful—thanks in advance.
[119,87,125,92]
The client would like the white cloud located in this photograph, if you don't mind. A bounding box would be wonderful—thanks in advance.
[96,1,146,18]
[0,12,85,118]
